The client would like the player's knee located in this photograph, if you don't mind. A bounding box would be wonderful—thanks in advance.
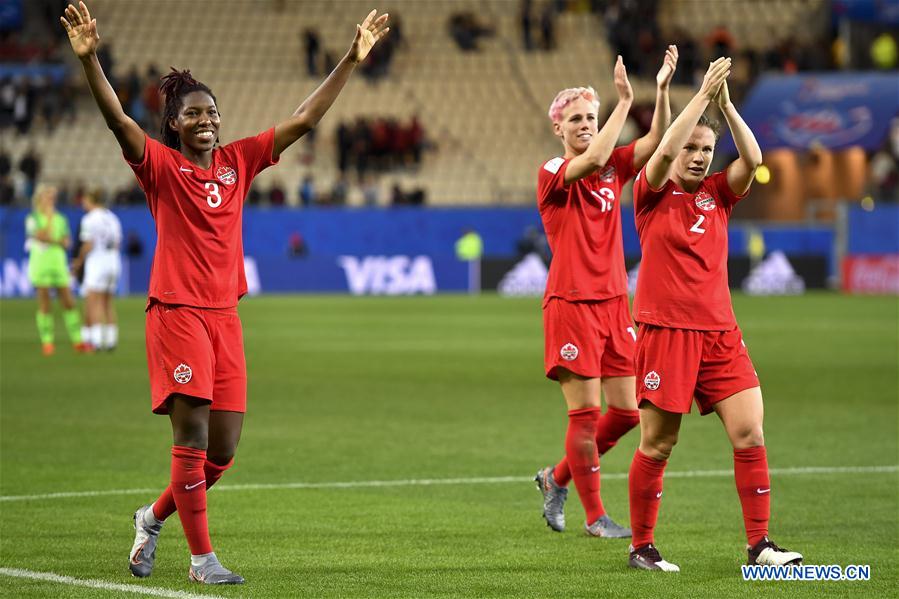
[172,421,208,449]
[731,425,764,449]
[642,433,677,460]
[206,451,235,466]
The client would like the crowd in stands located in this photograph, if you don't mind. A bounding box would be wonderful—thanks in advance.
[335,116,426,178]
[0,144,41,206]
[519,0,559,51]
[0,74,78,135]
[303,14,404,83]
[2,0,897,210]
[449,12,497,52]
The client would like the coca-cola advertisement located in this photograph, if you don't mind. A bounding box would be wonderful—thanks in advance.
[842,256,899,294]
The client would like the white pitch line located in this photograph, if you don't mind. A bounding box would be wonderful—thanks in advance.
[1,465,895,503]
[0,568,224,599]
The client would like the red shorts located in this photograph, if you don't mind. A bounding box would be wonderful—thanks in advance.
[543,295,636,380]
[145,302,247,415]
[635,324,759,415]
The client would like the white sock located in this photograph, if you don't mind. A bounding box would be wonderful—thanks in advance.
[143,503,162,527]
[90,324,104,349]
[191,552,216,568]
[105,324,118,348]
[81,326,90,343]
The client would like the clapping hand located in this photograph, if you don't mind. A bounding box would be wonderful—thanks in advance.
[656,45,678,89]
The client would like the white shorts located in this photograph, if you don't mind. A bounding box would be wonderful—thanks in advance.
[83,255,121,294]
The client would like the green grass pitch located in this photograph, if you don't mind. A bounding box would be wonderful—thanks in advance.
[1,293,897,598]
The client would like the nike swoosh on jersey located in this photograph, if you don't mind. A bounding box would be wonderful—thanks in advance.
[179,166,193,173]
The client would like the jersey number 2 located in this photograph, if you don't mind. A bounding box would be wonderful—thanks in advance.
[689,214,706,234]
[205,182,222,208]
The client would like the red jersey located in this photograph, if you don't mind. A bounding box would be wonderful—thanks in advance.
[127,129,279,308]
[537,141,637,305]
[632,168,746,330]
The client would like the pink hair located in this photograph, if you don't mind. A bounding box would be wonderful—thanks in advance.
[548,87,600,122]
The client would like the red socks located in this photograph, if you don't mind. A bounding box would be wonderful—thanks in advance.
[734,446,770,546]
[553,407,639,486]
[628,445,770,549]
[596,406,641,455]
[564,407,604,525]
[152,457,234,521]
[628,448,667,549]
[169,445,213,555]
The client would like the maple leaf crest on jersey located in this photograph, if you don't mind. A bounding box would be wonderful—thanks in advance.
[598,164,616,183]
[695,191,716,211]
[216,165,238,186]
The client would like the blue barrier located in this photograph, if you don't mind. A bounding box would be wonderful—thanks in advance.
[0,254,467,297]
[0,206,837,296]
[847,205,899,255]
[0,206,833,260]
[0,63,68,83]
[0,206,544,260]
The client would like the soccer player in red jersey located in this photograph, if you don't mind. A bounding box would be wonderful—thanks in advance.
[61,1,388,584]
[534,47,677,538]
[626,58,803,571]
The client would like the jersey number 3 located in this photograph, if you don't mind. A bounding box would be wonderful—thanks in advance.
[205,182,223,208]
[689,214,706,234]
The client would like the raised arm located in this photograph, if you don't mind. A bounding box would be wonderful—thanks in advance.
[564,56,634,184]
[643,57,731,189]
[60,2,144,163]
[633,45,677,170]
[273,10,389,159]
[716,82,762,195]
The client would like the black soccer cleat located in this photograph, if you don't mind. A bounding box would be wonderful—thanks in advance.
[747,536,803,566]
[628,543,680,572]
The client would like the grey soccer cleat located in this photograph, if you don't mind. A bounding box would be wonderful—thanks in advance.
[129,505,163,578]
[628,543,680,572]
[585,514,632,538]
[534,466,568,532]
[188,556,245,585]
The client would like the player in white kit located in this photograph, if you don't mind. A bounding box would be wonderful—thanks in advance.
[73,194,123,351]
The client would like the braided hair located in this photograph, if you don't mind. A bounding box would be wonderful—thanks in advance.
[159,68,218,150]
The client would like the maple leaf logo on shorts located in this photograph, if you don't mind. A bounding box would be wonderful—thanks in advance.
[643,370,661,390]
[173,363,192,384]
[560,343,579,361]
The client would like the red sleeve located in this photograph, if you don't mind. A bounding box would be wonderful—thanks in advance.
[125,134,166,211]
[537,157,569,206]
[609,140,638,183]
[707,169,748,209]
[226,128,280,178]
[633,166,669,215]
